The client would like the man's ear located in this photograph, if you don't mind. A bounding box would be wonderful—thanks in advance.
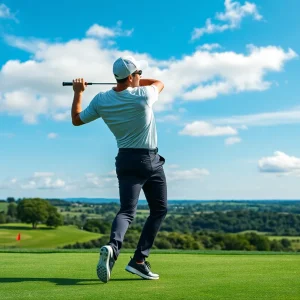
[128,74,133,83]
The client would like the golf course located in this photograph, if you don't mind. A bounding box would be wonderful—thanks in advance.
[1,222,299,299]
[0,223,100,249]
[1,251,300,300]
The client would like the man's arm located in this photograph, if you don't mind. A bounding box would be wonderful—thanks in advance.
[71,78,85,126]
[139,78,164,93]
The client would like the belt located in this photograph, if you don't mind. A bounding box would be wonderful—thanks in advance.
[118,147,158,154]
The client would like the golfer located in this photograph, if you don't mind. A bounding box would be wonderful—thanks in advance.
[71,56,168,283]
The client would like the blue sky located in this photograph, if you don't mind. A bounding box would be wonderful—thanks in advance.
[0,0,300,200]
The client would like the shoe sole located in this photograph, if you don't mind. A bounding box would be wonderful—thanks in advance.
[125,265,159,280]
[97,246,113,283]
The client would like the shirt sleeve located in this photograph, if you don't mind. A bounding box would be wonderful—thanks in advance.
[79,94,101,124]
[144,85,159,107]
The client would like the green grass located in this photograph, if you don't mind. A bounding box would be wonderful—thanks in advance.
[268,235,300,241]
[0,252,299,300]
[0,223,100,249]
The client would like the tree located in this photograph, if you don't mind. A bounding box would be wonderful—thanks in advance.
[17,198,51,229]
[7,197,15,203]
[7,203,18,218]
[0,212,6,224]
[46,206,63,228]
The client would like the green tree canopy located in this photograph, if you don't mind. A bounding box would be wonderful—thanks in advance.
[7,203,18,218]
[17,198,63,229]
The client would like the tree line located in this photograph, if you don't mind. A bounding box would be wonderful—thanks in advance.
[0,198,63,228]
[62,230,293,252]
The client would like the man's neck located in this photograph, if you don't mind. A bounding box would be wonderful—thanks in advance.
[113,83,131,92]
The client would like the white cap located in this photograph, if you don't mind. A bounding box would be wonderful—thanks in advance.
[113,56,148,80]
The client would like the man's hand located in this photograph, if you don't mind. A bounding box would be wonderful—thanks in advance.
[73,78,86,94]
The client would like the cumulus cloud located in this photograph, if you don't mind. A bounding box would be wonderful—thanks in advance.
[157,114,180,123]
[0,3,18,22]
[0,172,65,190]
[197,44,222,51]
[166,168,210,181]
[180,121,237,137]
[86,21,133,39]
[179,106,300,140]
[0,170,119,191]
[181,45,297,101]
[0,26,297,122]
[258,151,300,175]
[48,133,58,139]
[225,137,241,145]
[212,108,300,127]
[76,171,117,189]
[0,89,48,124]
[192,0,262,40]
[0,178,18,189]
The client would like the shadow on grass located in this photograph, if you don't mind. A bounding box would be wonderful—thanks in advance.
[0,277,143,285]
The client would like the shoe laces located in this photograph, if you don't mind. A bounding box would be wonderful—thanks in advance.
[144,261,151,270]
[131,257,152,270]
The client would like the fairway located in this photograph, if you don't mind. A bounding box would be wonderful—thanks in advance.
[0,224,100,248]
[1,252,300,300]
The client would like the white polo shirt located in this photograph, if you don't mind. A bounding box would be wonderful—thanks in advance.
[79,85,159,149]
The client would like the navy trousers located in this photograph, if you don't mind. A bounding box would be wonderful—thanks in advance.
[108,148,168,261]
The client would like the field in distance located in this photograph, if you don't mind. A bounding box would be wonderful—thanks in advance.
[0,223,100,249]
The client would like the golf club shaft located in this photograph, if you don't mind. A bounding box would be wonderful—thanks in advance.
[62,82,115,86]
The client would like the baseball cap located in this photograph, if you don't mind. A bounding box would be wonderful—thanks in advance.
[113,56,148,80]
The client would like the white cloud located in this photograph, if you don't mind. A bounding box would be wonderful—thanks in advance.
[79,171,118,189]
[192,0,262,40]
[0,171,114,191]
[0,3,17,22]
[0,90,48,124]
[33,172,54,178]
[86,21,134,39]
[52,111,70,122]
[180,121,237,137]
[22,173,65,189]
[167,168,210,181]
[183,81,231,101]
[197,43,222,51]
[212,107,300,127]
[179,106,300,139]
[0,29,297,121]
[258,152,300,175]
[225,137,241,145]
[0,178,18,189]
[168,164,180,169]
[48,133,58,139]
[157,114,180,123]
[181,45,297,101]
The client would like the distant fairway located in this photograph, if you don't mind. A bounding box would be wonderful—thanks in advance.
[0,224,100,248]
[0,252,300,300]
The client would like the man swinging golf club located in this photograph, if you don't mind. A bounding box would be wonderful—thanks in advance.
[71,56,168,283]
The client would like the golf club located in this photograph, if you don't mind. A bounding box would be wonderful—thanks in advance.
[62,82,115,86]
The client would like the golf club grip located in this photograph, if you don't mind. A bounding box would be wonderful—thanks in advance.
[62,82,115,86]
[62,82,92,86]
